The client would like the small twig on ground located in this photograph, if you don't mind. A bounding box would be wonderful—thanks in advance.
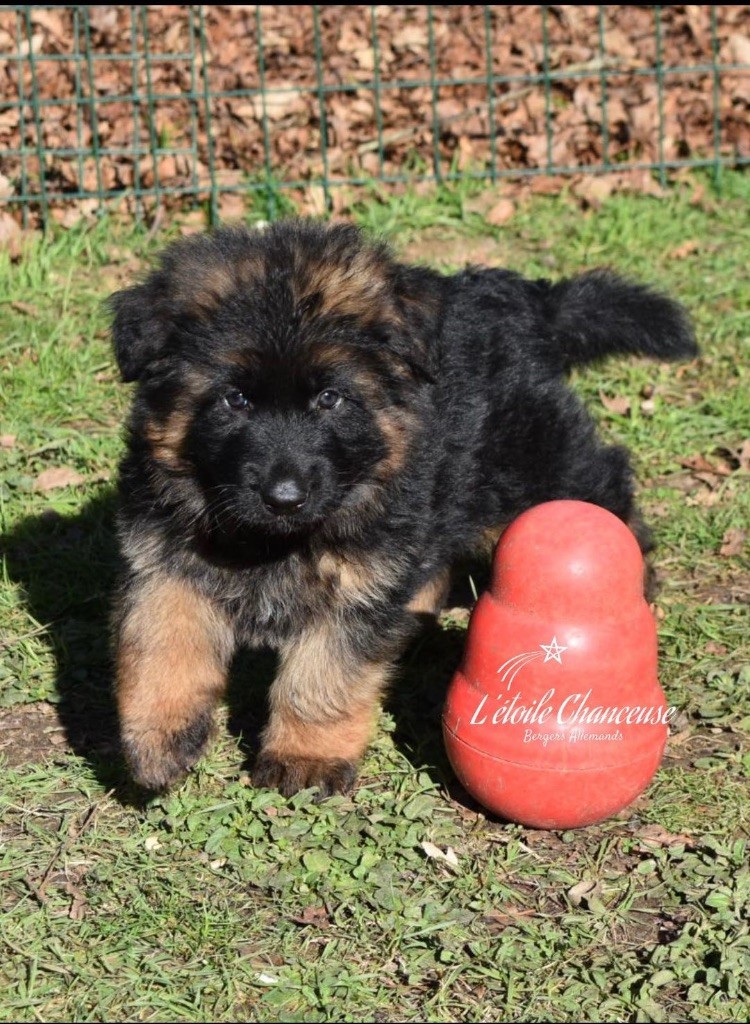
[24,789,115,906]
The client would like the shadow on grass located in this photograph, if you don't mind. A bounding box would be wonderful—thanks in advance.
[2,492,124,789]
[3,492,482,803]
[384,620,469,802]
[2,492,153,802]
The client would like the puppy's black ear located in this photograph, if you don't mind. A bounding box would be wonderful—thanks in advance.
[390,265,444,382]
[108,281,170,383]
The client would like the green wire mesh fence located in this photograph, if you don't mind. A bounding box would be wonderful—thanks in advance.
[1,5,749,227]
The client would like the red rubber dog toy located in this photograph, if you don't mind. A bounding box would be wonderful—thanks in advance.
[442,500,673,829]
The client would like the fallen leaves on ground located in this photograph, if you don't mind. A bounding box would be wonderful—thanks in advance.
[634,823,696,850]
[668,239,700,259]
[1,5,748,224]
[33,466,86,492]
[719,527,746,558]
[290,905,331,928]
[599,391,632,416]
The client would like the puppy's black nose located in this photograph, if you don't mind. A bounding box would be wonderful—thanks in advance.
[262,477,308,515]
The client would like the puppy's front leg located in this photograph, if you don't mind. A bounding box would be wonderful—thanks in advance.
[115,574,234,790]
[254,622,391,797]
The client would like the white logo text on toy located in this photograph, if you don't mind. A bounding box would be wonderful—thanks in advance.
[466,638,677,732]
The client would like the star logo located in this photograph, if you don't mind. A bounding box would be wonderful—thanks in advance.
[540,636,568,664]
[495,637,570,692]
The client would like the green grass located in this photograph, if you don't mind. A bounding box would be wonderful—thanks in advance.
[1,174,749,1023]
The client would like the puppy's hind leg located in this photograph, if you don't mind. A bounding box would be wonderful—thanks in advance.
[527,414,657,595]
[115,574,234,790]
[505,385,643,541]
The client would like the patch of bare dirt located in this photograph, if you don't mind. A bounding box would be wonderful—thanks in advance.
[661,568,750,608]
[400,231,512,269]
[0,702,69,766]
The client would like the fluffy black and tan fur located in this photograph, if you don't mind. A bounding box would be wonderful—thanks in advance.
[109,220,697,796]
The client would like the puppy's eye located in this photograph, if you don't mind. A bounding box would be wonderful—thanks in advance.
[316,389,341,411]
[224,388,250,412]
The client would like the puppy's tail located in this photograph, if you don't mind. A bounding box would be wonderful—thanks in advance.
[539,270,698,371]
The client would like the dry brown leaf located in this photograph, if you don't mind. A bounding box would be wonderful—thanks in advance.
[50,207,90,230]
[299,186,327,217]
[727,34,750,65]
[483,906,537,931]
[668,726,693,746]
[668,240,700,259]
[464,188,507,218]
[690,183,706,207]
[684,6,708,43]
[11,300,39,316]
[30,8,67,42]
[485,199,515,226]
[18,32,43,57]
[705,641,728,656]
[693,471,723,489]
[0,434,16,448]
[567,879,598,907]
[177,209,208,237]
[605,26,639,61]
[686,488,722,508]
[0,212,21,252]
[719,527,746,558]
[397,24,427,51]
[352,46,375,72]
[247,86,306,123]
[680,454,732,477]
[647,500,671,518]
[529,175,564,195]
[636,823,694,849]
[573,176,615,209]
[626,170,667,199]
[33,466,85,492]
[599,391,631,416]
[337,23,366,54]
[218,193,246,222]
[290,905,330,928]
[68,886,88,920]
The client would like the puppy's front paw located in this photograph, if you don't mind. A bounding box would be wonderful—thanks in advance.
[253,751,357,799]
[123,714,212,791]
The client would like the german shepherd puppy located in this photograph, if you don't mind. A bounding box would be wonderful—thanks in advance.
[110,220,696,796]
